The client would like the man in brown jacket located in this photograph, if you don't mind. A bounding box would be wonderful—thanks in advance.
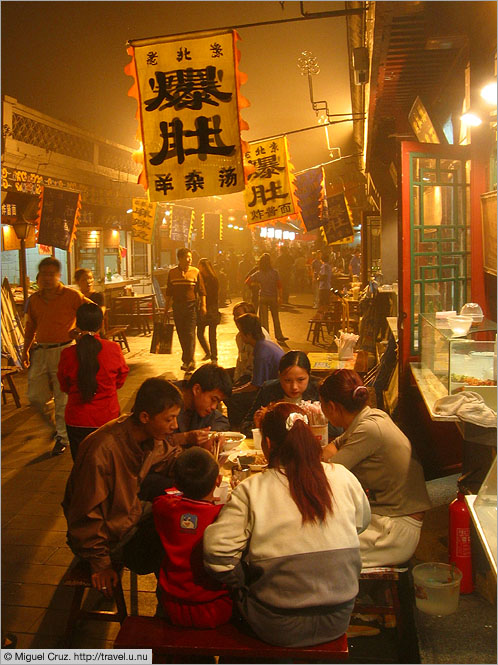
[63,378,189,597]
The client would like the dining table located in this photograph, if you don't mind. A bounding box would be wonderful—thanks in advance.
[308,352,358,377]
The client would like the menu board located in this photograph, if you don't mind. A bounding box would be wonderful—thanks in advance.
[322,192,354,245]
[38,187,80,250]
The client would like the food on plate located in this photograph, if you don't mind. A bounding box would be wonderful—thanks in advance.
[252,452,267,466]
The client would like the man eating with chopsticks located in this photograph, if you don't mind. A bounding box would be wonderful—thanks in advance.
[170,364,232,448]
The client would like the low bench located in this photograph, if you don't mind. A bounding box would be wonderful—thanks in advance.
[114,615,348,662]
[61,559,127,647]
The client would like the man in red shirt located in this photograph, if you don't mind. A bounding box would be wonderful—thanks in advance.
[22,257,88,456]
[152,447,232,628]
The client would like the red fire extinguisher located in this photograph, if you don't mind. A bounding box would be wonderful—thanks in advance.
[449,487,474,594]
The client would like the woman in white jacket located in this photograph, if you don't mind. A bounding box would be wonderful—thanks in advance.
[203,401,370,647]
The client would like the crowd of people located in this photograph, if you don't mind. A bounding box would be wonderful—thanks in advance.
[19,247,430,649]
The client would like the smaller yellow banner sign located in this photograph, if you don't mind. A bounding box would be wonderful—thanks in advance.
[244,136,298,225]
[131,198,157,243]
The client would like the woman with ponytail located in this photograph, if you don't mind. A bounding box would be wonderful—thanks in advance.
[57,303,129,460]
[204,401,370,647]
[319,369,431,567]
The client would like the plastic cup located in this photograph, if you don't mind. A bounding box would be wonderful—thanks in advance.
[311,424,329,447]
[213,481,230,505]
[252,428,262,450]
[412,562,462,616]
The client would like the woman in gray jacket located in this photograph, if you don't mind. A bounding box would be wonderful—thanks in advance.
[204,401,370,647]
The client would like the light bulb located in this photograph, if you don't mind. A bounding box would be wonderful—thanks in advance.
[460,112,482,127]
[480,82,497,105]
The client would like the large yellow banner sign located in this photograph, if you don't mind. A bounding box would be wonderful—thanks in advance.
[244,136,299,225]
[131,198,157,243]
[127,30,246,202]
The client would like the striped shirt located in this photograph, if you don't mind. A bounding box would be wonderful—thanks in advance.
[166,266,206,303]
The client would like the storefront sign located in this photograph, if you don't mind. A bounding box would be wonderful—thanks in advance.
[202,212,223,242]
[322,192,354,245]
[244,136,299,225]
[408,96,447,144]
[127,29,248,201]
[295,166,327,232]
[37,187,81,251]
[131,198,158,243]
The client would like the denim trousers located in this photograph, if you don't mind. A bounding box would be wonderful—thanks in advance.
[258,297,284,339]
[173,302,197,364]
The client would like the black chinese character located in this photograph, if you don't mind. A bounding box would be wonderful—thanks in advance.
[219,167,237,187]
[251,209,264,221]
[210,42,223,58]
[146,51,159,65]
[185,170,205,192]
[149,115,235,166]
[265,205,278,217]
[247,154,284,180]
[155,174,174,194]
[279,202,292,214]
[269,141,279,153]
[176,47,192,62]
[255,146,266,156]
[247,181,288,207]
[145,67,232,112]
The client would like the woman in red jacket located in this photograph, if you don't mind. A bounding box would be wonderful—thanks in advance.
[58,303,129,460]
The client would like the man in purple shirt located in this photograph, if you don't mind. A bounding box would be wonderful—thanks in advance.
[227,313,284,427]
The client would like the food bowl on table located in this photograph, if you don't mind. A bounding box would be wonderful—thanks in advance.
[214,432,246,451]
[447,315,473,337]
[460,302,484,324]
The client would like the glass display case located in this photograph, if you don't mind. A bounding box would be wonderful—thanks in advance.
[420,314,497,408]
[467,456,497,576]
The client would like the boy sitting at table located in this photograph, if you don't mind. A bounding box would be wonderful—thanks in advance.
[152,447,232,628]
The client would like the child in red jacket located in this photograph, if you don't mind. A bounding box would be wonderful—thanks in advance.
[152,447,232,628]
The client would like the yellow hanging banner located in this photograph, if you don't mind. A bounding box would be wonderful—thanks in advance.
[244,136,300,225]
[131,198,157,243]
[126,29,248,202]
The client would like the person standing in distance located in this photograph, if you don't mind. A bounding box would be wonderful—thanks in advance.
[164,248,207,373]
[22,257,89,456]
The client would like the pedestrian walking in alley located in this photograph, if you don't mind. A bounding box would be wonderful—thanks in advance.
[318,253,333,308]
[245,253,288,343]
[164,248,207,373]
[196,258,220,363]
[311,250,323,308]
[57,303,129,461]
[275,246,294,304]
[21,257,88,456]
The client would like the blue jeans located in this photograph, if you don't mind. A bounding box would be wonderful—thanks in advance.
[173,302,197,365]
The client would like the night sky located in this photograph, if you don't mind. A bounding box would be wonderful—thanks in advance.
[2,1,355,171]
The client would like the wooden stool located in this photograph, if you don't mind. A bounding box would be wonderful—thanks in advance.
[115,615,348,663]
[107,326,130,353]
[1,368,21,408]
[61,559,127,646]
[306,318,328,345]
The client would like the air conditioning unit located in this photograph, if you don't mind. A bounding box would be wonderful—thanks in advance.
[353,47,369,86]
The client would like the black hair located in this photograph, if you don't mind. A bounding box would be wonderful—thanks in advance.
[259,253,272,271]
[319,369,369,412]
[236,313,264,341]
[186,363,232,398]
[174,446,219,500]
[75,268,92,282]
[75,304,104,403]
[38,257,61,272]
[232,301,256,317]
[177,247,192,260]
[131,378,183,422]
[279,350,311,375]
